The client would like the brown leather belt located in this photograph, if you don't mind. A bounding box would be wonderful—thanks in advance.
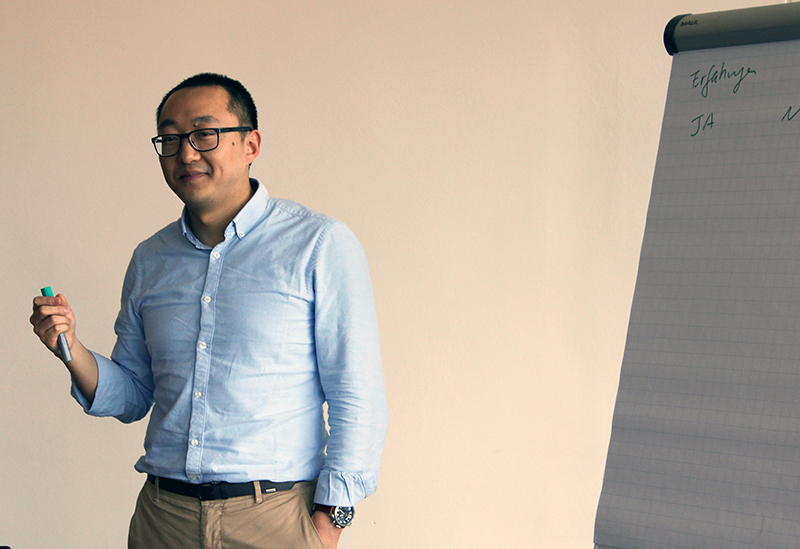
[147,474,295,501]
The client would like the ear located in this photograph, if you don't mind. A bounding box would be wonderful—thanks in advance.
[244,129,262,164]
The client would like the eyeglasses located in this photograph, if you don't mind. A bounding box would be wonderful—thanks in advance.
[151,127,253,157]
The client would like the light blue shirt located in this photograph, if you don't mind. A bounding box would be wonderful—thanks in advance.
[73,180,388,506]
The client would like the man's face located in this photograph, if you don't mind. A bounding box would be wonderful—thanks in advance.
[156,85,260,215]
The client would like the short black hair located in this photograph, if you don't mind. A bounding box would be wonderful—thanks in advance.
[156,73,258,130]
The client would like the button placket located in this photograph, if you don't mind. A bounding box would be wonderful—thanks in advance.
[185,242,226,481]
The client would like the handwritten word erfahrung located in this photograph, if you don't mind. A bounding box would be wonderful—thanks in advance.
[690,62,756,98]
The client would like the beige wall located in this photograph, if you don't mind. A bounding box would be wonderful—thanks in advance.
[0,1,776,547]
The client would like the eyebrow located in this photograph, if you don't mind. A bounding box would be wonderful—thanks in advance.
[157,115,220,132]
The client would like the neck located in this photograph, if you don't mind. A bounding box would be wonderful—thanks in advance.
[187,182,255,247]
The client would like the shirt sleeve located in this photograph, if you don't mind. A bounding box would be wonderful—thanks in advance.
[71,247,155,424]
[310,222,389,507]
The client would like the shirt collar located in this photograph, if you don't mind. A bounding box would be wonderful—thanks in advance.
[180,178,269,248]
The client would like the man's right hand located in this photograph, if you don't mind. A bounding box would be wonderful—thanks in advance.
[31,293,76,359]
[30,293,99,401]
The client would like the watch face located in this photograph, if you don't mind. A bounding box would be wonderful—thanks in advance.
[333,506,355,528]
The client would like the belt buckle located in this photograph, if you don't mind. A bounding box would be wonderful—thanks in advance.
[199,481,225,501]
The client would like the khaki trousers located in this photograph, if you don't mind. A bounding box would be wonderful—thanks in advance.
[128,479,325,549]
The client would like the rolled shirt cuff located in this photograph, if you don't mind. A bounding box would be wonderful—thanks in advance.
[314,469,378,507]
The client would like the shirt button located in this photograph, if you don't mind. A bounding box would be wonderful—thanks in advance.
[213,252,221,259]
[191,439,199,446]
[199,342,207,350]
[194,391,203,398]
[203,296,212,303]
[191,475,199,481]
[238,231,245,238]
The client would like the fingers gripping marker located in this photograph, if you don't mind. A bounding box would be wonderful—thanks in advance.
[40,286,74,362]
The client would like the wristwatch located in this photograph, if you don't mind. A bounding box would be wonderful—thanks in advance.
[313,504,355,528]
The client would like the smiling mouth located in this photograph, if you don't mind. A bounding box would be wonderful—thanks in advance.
[178,171,207,182]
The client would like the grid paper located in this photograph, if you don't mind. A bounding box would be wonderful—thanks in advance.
[595,40,800,549]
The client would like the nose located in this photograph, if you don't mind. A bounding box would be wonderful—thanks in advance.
[176,135,201,163]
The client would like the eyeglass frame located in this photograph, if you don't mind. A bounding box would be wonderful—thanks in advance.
[151,126,254,157]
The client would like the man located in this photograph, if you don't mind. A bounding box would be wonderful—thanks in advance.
[30,73,389,549]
